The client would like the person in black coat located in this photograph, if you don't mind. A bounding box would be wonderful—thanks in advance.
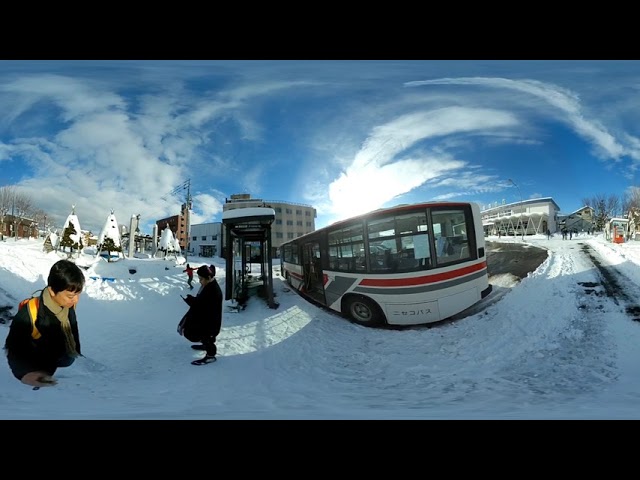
[4,259,85,388]
[181,265,223,365]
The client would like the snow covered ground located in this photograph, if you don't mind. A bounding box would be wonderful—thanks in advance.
[1,232,640,419]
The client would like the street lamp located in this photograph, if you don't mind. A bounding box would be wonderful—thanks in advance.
[508,178,525,241]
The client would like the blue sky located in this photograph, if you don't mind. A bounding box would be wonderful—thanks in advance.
[1,60,639,234]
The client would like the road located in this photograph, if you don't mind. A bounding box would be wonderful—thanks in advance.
[485,240,548,280]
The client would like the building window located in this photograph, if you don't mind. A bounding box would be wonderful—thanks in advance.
[192,236,197,241]
[275,207,282,213]
[306,221,312,227]
[276,219,282,225]
[202,236,207,241]
[276,232,283,238]
[296,220,303,226]
[286,208,292,214]
[287,232,294,239]
[296,209,302,215]
[305,211,310,216]
[286,220,293,226]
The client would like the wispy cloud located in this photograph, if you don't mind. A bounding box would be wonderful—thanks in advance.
[406,77,631,161]
[322,107,518,221]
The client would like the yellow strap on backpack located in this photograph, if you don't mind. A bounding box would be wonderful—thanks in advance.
[18,297,41,340]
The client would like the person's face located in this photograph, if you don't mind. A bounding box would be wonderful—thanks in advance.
[49,287,82,309]
[198,275,209,285]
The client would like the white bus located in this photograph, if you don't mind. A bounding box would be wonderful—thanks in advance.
[281,201,492,327]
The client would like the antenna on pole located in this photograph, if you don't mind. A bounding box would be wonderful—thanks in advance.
[185,178,192,263]
[161,179,193,262]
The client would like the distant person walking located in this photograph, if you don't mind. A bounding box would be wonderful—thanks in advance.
[547,229,551,240]
[183,263,195,290]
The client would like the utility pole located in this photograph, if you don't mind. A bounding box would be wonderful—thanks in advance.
[11,191,16,241]
[185,179,192,263]
[162,179,193,262]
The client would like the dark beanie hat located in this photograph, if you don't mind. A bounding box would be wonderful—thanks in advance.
[196,265,212,279]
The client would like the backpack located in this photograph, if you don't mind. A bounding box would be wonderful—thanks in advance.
[17,297,42,340]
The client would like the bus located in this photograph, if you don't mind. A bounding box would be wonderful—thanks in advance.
[281,201,492,327]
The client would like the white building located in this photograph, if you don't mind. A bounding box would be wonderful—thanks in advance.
[189,222,223,258]
[481,197,561,237]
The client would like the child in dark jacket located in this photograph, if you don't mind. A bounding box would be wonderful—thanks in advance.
[4,259,85,388]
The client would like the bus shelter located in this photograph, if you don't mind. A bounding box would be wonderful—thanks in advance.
[222,207,278,309]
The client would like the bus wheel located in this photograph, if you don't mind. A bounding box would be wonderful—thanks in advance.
[344,295,385,327]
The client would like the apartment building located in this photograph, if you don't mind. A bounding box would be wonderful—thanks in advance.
[222,193,317,257]
[156,202,191,252]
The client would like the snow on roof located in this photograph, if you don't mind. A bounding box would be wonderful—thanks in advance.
[222,207,276,221]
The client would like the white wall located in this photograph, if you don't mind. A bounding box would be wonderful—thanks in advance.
[190,223,223,257]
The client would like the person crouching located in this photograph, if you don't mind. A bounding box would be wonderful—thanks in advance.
[181,265,223,365]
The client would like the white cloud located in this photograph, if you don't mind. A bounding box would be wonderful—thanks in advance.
[325,107,517,220]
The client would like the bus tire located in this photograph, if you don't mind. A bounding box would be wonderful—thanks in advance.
[344,295,386,327]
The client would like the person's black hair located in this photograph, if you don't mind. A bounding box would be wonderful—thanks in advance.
[48,259,85,294]
[209,264,216,276]
[196,265,213,279]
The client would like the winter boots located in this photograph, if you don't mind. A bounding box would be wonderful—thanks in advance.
[191,355,216,365]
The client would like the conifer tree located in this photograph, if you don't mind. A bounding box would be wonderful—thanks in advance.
[59,222,83,254]
[101,237,122,262]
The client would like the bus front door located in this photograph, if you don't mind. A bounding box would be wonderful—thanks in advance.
[303,242,325,303]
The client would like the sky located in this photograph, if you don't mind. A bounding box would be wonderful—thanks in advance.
[2,232,640,419]
[2,60,640,235]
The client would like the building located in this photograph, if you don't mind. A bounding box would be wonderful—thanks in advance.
[0,214,39,240]
[189,222,224,258]
[557,206,595,234]
[156,202,190,252]
[481,197,561,236]
[222,193,317,257]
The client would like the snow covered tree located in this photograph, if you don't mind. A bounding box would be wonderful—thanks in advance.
[59,220,83,254]
[96,210,123,261]
[101,237,122,262]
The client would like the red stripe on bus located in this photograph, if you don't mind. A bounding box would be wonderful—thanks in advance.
[358,261,487,287]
